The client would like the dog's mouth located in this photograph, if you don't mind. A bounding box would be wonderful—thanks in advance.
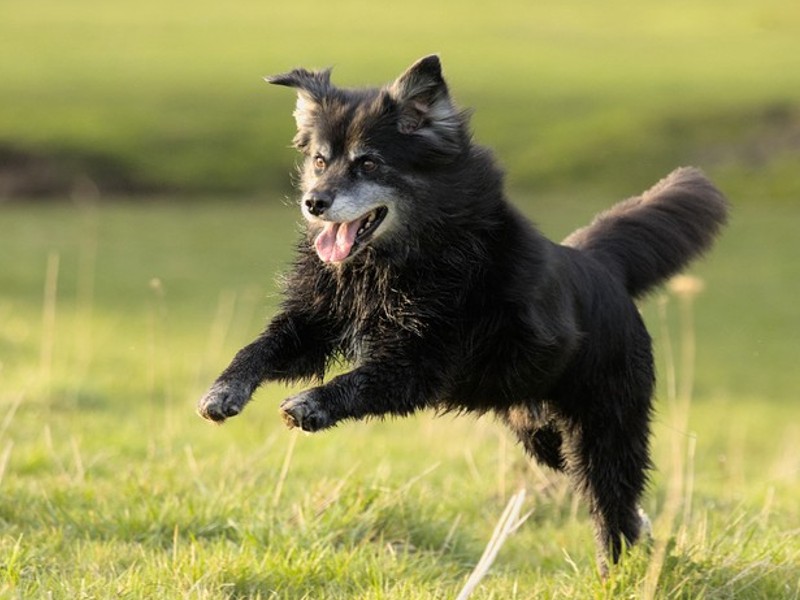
[313,206,388,264]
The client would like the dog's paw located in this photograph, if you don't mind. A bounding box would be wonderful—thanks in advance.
[197,380,252,423]
[280,389,332,432]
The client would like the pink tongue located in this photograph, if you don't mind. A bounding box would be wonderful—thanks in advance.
[314,219,360,263]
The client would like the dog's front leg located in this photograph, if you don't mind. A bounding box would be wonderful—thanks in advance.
[198,311,334,423]
[279,363,438,432]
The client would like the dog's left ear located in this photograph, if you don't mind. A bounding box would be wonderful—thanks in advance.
[266,68,332,131]
[389,55,456,134]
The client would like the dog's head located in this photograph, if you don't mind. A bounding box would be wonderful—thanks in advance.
[267,55,469,265]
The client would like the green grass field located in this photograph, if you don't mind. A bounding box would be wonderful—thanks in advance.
[2,0,800,597]
[2,193,799,598]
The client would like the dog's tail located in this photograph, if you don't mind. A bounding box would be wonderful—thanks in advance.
[563,167,729,298]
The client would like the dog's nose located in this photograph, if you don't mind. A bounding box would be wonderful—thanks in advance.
[304,191,333,217]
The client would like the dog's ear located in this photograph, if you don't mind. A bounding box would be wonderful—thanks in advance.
[265,68,332,131]
[389,55,465,157]
[390,55,455,134]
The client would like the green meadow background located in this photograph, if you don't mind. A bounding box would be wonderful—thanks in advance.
[2,0,799,598]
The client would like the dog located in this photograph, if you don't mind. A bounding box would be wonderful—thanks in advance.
[198,55,728,568]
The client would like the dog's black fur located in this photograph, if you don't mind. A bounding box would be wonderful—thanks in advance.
[198,55,728,567]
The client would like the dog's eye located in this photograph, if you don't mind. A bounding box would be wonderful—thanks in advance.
[360,158,378,173]
[313,156,327,171]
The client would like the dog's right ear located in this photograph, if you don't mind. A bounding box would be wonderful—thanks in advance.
[265,68,332,132]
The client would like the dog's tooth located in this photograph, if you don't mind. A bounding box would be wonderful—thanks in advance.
[355,209,383,239]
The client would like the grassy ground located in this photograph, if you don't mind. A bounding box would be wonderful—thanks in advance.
[2,0,800,195]
[2,0,799,596]
[1,192,799,598]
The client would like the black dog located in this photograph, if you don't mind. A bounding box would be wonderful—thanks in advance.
[198,55,728,567]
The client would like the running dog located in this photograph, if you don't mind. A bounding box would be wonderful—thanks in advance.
[198,55,728,568]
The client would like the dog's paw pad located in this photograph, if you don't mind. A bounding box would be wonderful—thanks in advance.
[197,381,250,423]
[280,391,330,432]
[281,406,301,429]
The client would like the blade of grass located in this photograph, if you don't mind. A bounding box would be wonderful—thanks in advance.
[456,488,529,600]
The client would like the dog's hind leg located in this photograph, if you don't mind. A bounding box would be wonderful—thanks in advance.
[529,423,567,471]
[501,406,566,472]
[565,389,653,571]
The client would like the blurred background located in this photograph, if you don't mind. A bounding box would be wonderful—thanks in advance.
[2,0,799,199]
[3,0,798,413]
[1,0,800,596]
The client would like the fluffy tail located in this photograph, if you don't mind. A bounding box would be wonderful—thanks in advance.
[563,167,729,298]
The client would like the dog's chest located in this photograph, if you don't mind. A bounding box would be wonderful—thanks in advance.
[333,277,425,363]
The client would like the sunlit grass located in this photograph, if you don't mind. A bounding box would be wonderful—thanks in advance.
[1,197,799,597]
[2,0,799,595]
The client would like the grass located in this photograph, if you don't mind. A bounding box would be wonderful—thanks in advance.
[1,193,799,598]
[2,0,800,195]
[2,1,799,595]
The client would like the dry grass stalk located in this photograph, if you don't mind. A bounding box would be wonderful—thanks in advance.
[642,275,704,598]
[456,488,530,600]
